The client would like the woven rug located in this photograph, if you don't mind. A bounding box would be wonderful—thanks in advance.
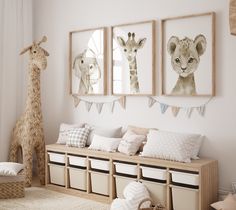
[0,187,110,210]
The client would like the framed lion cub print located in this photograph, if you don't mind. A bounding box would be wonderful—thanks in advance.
[161,12,215,96]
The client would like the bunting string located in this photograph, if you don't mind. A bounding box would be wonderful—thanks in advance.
[72,94,126,114]
[148,96,213,118]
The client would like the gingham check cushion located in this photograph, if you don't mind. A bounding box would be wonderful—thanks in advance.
[66,127,90,148]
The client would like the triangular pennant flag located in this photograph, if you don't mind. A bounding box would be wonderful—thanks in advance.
[110,101,115,113]
[185,107,193,118]
[160,103,169,114]
[96,103,104,114]
[197,105,205,116]
[85,101,93,112]
[148,97,156,108]
[72,94,81,107]
[118,96,126,109]
[172,106,180,117]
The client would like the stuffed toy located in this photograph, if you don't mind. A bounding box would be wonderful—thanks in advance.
[110,181,150,210]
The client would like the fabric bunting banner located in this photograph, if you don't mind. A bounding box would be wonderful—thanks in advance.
[172,106,180,117]
[147,96,212,118]
[72,94,126,114]
[148,96,156,108]
[184,107,193,118]
[160,103,169,114]
[85,101,93,112]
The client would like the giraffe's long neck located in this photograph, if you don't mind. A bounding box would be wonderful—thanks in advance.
[25,64,42,119]
[128,57,140,93]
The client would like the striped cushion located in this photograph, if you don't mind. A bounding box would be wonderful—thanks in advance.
[66,126,90,148]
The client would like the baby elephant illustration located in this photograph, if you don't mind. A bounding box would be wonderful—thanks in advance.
[73,49,101,94]
[167,34,207,95]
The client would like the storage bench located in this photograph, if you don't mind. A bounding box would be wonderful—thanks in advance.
[45,144,218,209]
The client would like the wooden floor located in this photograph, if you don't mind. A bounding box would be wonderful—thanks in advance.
[32,176,43,187]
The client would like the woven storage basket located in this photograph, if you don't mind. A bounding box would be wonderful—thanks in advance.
[138,198,165,210]
[0,170,25,199]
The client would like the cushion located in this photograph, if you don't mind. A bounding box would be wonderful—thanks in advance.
[86,125,122,146]
[66,126,90,148]
[192,135,204,159]
[118,130,146,155]
[211,193,236,210]
[127,125,150,136]
[141,130,201,163]
[88,134,121,152]
[57,123,84,144]
[0,162,24,176]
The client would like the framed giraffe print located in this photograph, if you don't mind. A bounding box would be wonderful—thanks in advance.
[161,12,215,96]
[69,27,107,95]
[112,20,156,96]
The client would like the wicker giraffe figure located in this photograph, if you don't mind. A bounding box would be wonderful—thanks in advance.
[9,36,49,187]
[117,32,146,93]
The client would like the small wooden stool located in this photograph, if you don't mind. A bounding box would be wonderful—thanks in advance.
[0,170,25,199]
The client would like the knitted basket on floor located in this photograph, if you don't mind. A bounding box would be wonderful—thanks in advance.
[0,170,25,199]
[138,198,165,210]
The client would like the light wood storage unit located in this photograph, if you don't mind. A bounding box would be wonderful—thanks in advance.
[46,144,218,209]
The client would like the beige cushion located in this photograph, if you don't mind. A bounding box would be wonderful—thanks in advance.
[141,130,201,163]
[211,193,236,210]
[118,130,146,155]
[87,125,122,146]
[127,125,150,136]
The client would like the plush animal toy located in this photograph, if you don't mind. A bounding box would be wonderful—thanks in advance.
[110,181,150,210]
[9,36,49,187]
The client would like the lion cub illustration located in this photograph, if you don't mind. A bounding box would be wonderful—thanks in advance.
[167,35,207,95]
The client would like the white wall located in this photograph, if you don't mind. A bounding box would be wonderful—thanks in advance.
[33,0,236,192]
[0,0,32,161]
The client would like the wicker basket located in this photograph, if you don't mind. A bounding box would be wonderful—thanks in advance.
[0,170,25,199]
[138,198,165,210]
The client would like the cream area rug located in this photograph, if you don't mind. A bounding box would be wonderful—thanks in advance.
[0,187,110,210]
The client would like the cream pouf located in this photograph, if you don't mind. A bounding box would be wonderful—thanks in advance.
[0,162,25,199]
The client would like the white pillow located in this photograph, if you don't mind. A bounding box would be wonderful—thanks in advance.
[57,123,84,144]
[66,126,90,148]
[118,130,146,155]
[141,130,201,163]
[0,162,24,176]
[88,134,121,152]
[86,125,122,146]
[192,135,204,159]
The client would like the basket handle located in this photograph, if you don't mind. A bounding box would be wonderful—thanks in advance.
[138,198,153,210]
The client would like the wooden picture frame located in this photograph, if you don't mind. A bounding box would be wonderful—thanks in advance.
[111,20,156,96]
[69,27,107,95]
[161,12,215,96]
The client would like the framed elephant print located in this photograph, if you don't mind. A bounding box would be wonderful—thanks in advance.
[161,12,215,96]
[112,20,156,96]
[69,27,107,95]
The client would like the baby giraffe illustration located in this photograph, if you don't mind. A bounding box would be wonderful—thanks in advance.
[117,32,146,93]
[167,34,207,95]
